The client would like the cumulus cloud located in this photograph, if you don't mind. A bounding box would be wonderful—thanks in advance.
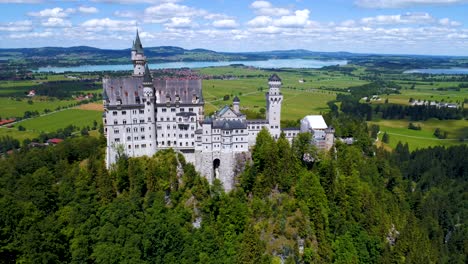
[247,16,273,27]
[28,7,75,18]
[212,19,238,29]
[164,17,195,28]
[0,0,42,3]
[0,20,32,32]
[273,9,310,28]
[91,0,181,3]
[42,17,72,27]
[439,18,462,26]
[81,18,136,31]
[79,6,99,14]
[9,31,53,39]
[355,0,468,8]
[361,12,434,25]
[250,0,290,16]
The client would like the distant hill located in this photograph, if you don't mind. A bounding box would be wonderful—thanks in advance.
[1,45,467,70]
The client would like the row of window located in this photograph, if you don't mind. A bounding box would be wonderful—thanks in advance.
[160,107,194,113]
[159,141,195,147]
[159,133,195,139]
[159,117,195,122]
[112,109,144,116]
[128,144,148,149]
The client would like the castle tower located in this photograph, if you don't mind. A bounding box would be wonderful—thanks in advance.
[266,74,283,139]
[324,126,335,151]
[142,64,157,155]
[131,30,146,76]
[233,96,240,113]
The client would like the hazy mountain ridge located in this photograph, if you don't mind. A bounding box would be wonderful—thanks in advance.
[1,45,467,70]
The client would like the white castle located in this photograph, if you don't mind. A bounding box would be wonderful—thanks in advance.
[103,32,335,190]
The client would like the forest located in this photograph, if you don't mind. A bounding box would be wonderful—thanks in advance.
[0,107,466,263]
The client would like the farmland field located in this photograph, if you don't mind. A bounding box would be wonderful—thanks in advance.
[15,109,102,133]
[371,119,468,150]
[0,97,77,118]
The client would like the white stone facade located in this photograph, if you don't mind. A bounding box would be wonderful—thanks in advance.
[103,32,334,191]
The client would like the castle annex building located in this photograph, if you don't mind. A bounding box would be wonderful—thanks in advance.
[103,32,335,190]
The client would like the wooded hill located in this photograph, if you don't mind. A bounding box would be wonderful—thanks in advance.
[0,111,466,263]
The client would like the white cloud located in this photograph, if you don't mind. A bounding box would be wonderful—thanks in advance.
[273,9,310,28]
[0,20,32,32]
[79,6,99,14]
[355,0,468,8]
[42,17,72,27]
[91,0,181,3]
[113,10,137,18]
[0,0,42,3]
[28,7,75,18]
[9,31,53,39]
[247,16,272,27]
[145,3,206,18]
[439,18,462,26]
[164,17,195,29]
[81,18,136,31]
[213,19,238,29]
[250,0,290,16]
[361,12,434,25]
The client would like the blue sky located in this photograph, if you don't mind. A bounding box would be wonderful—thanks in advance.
[0,0,467,55]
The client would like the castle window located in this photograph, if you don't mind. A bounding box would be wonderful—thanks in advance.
[127,136,131,140]
[140,127,145,132]
[180,108,185,112]
[189,108,193,112]
[123,120,127,124]
[142,144,146,148]
[166,117,170,121]
[126,128,131,133]
[139,119,144,123]
[171,108,176,112]
[162,108,167,112]
[134,136,138,140]
[192,142,194,146]
[134,127,138,132]
[133,119,137,124]
[179,134,182,138]
[122,111,126,115]
[191,134,194,138]
[114,120,118,125]
[157,125,162,130]
[173,125,176,129]
[162,141,165,145]
[114,138,120,142]
[114,129,119,134]
[178,118,182,122]
[128,145,131,149]
[148,117,151,122]
[160,118,164,121]
[167,125,170,129]
[186,142,189,146]
[135,145,139,149]
[141,135,145,140]
[173,117,176,121]
[113,111,117,116]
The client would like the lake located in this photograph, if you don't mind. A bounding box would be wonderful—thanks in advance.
[36,59,347,73]
[404,68,468,74]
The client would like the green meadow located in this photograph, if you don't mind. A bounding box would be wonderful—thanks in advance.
[0,127,39,142]
[15,109,102,133]
[372,119,468,151]
[0,97,76,118]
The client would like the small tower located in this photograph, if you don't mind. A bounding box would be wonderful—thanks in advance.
[266,74,283,139]
[131,30,146,77]
[142,64,157,155]
[324,126,335,151]
[233,96,240,113]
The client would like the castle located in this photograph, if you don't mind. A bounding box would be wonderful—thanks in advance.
[103,31,334,190]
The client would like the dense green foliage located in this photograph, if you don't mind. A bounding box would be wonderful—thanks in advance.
[0,122,466,263]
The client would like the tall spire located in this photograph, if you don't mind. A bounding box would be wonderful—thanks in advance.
[143,64,152,84]
[134,29,143,54]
